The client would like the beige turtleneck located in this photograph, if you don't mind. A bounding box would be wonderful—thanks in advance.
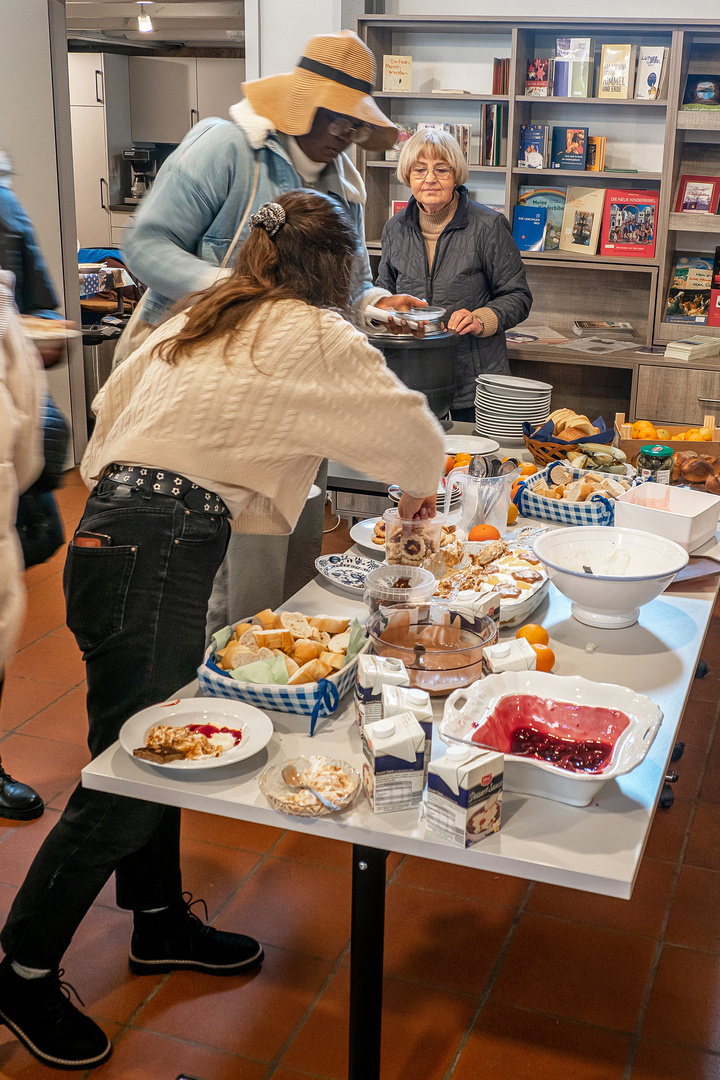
[417,192,498,338]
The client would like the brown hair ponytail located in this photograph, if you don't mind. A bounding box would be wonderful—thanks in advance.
[155,189,357,365]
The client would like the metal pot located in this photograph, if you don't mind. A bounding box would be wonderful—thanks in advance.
[368,330,458,420]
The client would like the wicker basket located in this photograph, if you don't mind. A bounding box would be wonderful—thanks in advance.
[522,433,582,468]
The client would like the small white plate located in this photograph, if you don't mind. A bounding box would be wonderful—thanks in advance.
[120,698,273,770]
[315,553,381,595]
[444,434,499,455]
[350,517,385,551]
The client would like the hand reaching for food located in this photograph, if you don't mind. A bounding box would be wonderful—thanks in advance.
[397,492,437,520]
[374,294,427,337]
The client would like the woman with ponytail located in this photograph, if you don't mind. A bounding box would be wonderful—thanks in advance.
[0,189,445,1070]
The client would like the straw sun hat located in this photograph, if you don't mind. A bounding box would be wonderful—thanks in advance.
[242,30,398,152]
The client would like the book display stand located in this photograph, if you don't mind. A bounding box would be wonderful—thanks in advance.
[356,16,720,426]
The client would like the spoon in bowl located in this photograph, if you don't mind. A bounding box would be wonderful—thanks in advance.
[281,763,343,811]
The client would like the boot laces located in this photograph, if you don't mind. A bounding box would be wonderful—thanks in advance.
[35,969,86,1022]
[182,891,208,927]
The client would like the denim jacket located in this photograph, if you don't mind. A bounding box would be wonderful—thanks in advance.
[123,103,387,327]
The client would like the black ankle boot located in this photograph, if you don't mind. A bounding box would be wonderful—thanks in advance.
[0,758,44,821]
[129,893,263,976]
[0,957,112,1069]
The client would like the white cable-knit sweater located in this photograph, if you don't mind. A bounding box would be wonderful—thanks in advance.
[82,299,446,534]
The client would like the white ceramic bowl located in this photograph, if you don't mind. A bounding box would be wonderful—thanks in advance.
[439,670,663,806]
[532,526,689,628]
[614,482,720,554]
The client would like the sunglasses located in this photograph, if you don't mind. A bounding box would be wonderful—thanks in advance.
[326,113,374,145]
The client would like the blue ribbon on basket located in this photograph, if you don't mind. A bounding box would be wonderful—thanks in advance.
[523,417,614,445]
[310,678,340,737]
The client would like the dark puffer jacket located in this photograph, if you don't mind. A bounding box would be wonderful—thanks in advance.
[376,187,532,409]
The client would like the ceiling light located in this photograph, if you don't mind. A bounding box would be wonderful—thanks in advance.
[137,2,153,32]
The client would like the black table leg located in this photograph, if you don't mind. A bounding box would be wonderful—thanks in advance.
[348,844,389,1080]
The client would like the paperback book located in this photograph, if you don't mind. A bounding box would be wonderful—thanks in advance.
[525,58,553,96]
[550,126,588,170]
[483,104,506,166]
[586,136,606,172]
[572,320,634,337]
[512,206,547,251]
[635,47,667,99]
[665,254,713,324]
[517,186,566,250]
[385,123,416,161]
[382,55,412,92]
[559,187,606,254]
[554,38,594,97]
[598,44,636,99]
[681,73,720,111]
[493,57,510,95]
[600,189,659,259]
[708,246,720,328]
[517,124,549,168]
[390,200,408,217]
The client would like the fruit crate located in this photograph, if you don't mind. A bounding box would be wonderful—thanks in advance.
[614,413,720,466]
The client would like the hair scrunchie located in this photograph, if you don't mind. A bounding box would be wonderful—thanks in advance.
[249,202,286,237]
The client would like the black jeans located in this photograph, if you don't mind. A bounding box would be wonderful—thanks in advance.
[0,480,230,969]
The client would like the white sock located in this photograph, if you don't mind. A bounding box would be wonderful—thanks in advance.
[12,961,51,980]
[139,906,169,914]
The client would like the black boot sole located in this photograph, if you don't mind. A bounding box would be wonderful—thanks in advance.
[0,1010,112,1070]
[128,945,264,976]
[0,802,44,822]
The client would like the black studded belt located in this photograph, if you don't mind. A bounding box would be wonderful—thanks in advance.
[101,464,230,517]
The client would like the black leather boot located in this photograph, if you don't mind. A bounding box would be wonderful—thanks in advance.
[0,758,44,821]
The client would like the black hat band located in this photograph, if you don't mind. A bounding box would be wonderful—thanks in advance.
[297,56,373,96]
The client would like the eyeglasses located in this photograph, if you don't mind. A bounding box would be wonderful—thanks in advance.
[326,113,374,145]
[410,163,454,180]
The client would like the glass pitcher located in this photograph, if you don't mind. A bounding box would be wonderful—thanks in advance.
[443,465,521,539]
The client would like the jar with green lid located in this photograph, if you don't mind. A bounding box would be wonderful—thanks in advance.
[637,443,673,485]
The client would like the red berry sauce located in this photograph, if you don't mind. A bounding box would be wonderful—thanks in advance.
[186,723,243,746]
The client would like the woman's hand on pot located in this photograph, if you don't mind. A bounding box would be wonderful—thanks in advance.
[374,294,426,338]
[447,309,483,337]
[398,492,437,520]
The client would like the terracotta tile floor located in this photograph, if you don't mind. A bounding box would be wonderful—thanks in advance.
[1,469,720,1079]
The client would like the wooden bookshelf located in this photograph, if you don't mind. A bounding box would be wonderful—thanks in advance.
[668,212,720,233]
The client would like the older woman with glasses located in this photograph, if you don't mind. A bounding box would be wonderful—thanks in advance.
[376,127,533,421]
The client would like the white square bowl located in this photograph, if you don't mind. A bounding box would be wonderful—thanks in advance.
[614,482,720,553]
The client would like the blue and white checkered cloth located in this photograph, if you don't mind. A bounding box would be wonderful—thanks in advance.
[514,465,641,527]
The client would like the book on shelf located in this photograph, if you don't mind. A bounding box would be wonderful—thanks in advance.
[525,58,553,96]
[634,346,666,355]
[681,73,720,112]
[600,189,659,259]
[674,175,720,215]
[665,254,713,324]
[708,246,720,328]
[586,136,606,172]
[635,47,667,99]
[554,38,594,97]
[483,104,506,166]
[518,124,549,169]
[598,44,636,100]
[572,320,634,337]
[384,123,416,161]
[382,55,412,92]
[432,88,472,94]
[390,200,408,217]
[550,126,588,170]
[517,186,566,250]
[559,187,605,254]
[493,57,510,95]
[664,336,720,360]
[512,206,547,251]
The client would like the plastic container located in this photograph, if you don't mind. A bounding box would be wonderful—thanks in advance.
[614,482,720,553]
[365,603,498,696]
[363,564,436,615]
[637,443,673,485]
[258,756,360,817]
[443,467,520,540]
[383,509,446,569]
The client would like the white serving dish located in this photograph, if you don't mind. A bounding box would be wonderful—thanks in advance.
[439,671,663,806]
[315,553,381,596]
[532,526,689,629]
[444,434,499,456]
[614,482,720,553]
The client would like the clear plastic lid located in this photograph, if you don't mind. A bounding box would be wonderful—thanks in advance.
[381,305,445,323]
[363,565,437,607]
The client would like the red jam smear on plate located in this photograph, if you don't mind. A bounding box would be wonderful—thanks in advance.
[470,694,631,773]
[186,723,243,746]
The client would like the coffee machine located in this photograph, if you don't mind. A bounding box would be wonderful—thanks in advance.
[121,147,157,204]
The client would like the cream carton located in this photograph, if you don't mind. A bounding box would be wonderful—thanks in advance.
[362,712,426,813]
[484,638,537,673]
[355,654,409,730]
[426,745,503,846]
[382,685,433,769]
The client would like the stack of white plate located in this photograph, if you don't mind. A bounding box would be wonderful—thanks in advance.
[475,374,553,443]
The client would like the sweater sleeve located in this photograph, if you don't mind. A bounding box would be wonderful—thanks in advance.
[478,214,533,332]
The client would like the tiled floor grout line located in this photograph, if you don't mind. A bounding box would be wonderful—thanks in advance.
[442,881,535,1080]
[621,685,720,1080]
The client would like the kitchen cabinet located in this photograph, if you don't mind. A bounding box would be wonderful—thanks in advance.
[68,52,105,107]
[636,365,720,424]
[70,107,111,249]
[129,56,246,144]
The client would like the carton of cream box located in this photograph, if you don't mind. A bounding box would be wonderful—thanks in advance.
[362,712,426,814]
[355,654,409,730]
[426,745,504,847]
[382,684,433,769]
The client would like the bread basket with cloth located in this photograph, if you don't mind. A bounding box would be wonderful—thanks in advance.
[523,413,614,468]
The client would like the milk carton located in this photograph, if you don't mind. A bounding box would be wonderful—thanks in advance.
[426,745,503,847]
[450,585,501,629]
[362,712,426,813]
[484,638,537,674]
[382,685,433,770]
[355,654,409,730]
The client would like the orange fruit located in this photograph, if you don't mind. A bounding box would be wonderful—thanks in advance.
[507,503,518,525]
[468,523,501,542]
[510,478,523,502]
[453,452,472,468]
[520,463,538,477]
[673,433,686,441]
[516,623,549,647]
[532,643,556,672]
[444,455,455,475]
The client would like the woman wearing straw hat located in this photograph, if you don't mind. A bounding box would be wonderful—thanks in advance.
[120,30,422,627]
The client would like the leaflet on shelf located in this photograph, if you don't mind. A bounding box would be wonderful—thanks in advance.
[635,46,667,100]
[382,54,412,92]
[707,247,720,328]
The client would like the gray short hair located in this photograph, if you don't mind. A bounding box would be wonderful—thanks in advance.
[396,128,469,187]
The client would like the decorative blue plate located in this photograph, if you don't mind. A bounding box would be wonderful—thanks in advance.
[315,553,381,596]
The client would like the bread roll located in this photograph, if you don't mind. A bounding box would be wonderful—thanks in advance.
[319,651,344,672]
[233,622,252,641]
[251,608,276,630]
[681,457,713,483]
[327,631,351,653]
[287,658,333,685]
[222,645,259,671]
[273,649,301,678]
[280,611,313,639]
[309,616,350,634]
[253,628,295,652]
[237,626,260,649]
[291,638,320,666]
